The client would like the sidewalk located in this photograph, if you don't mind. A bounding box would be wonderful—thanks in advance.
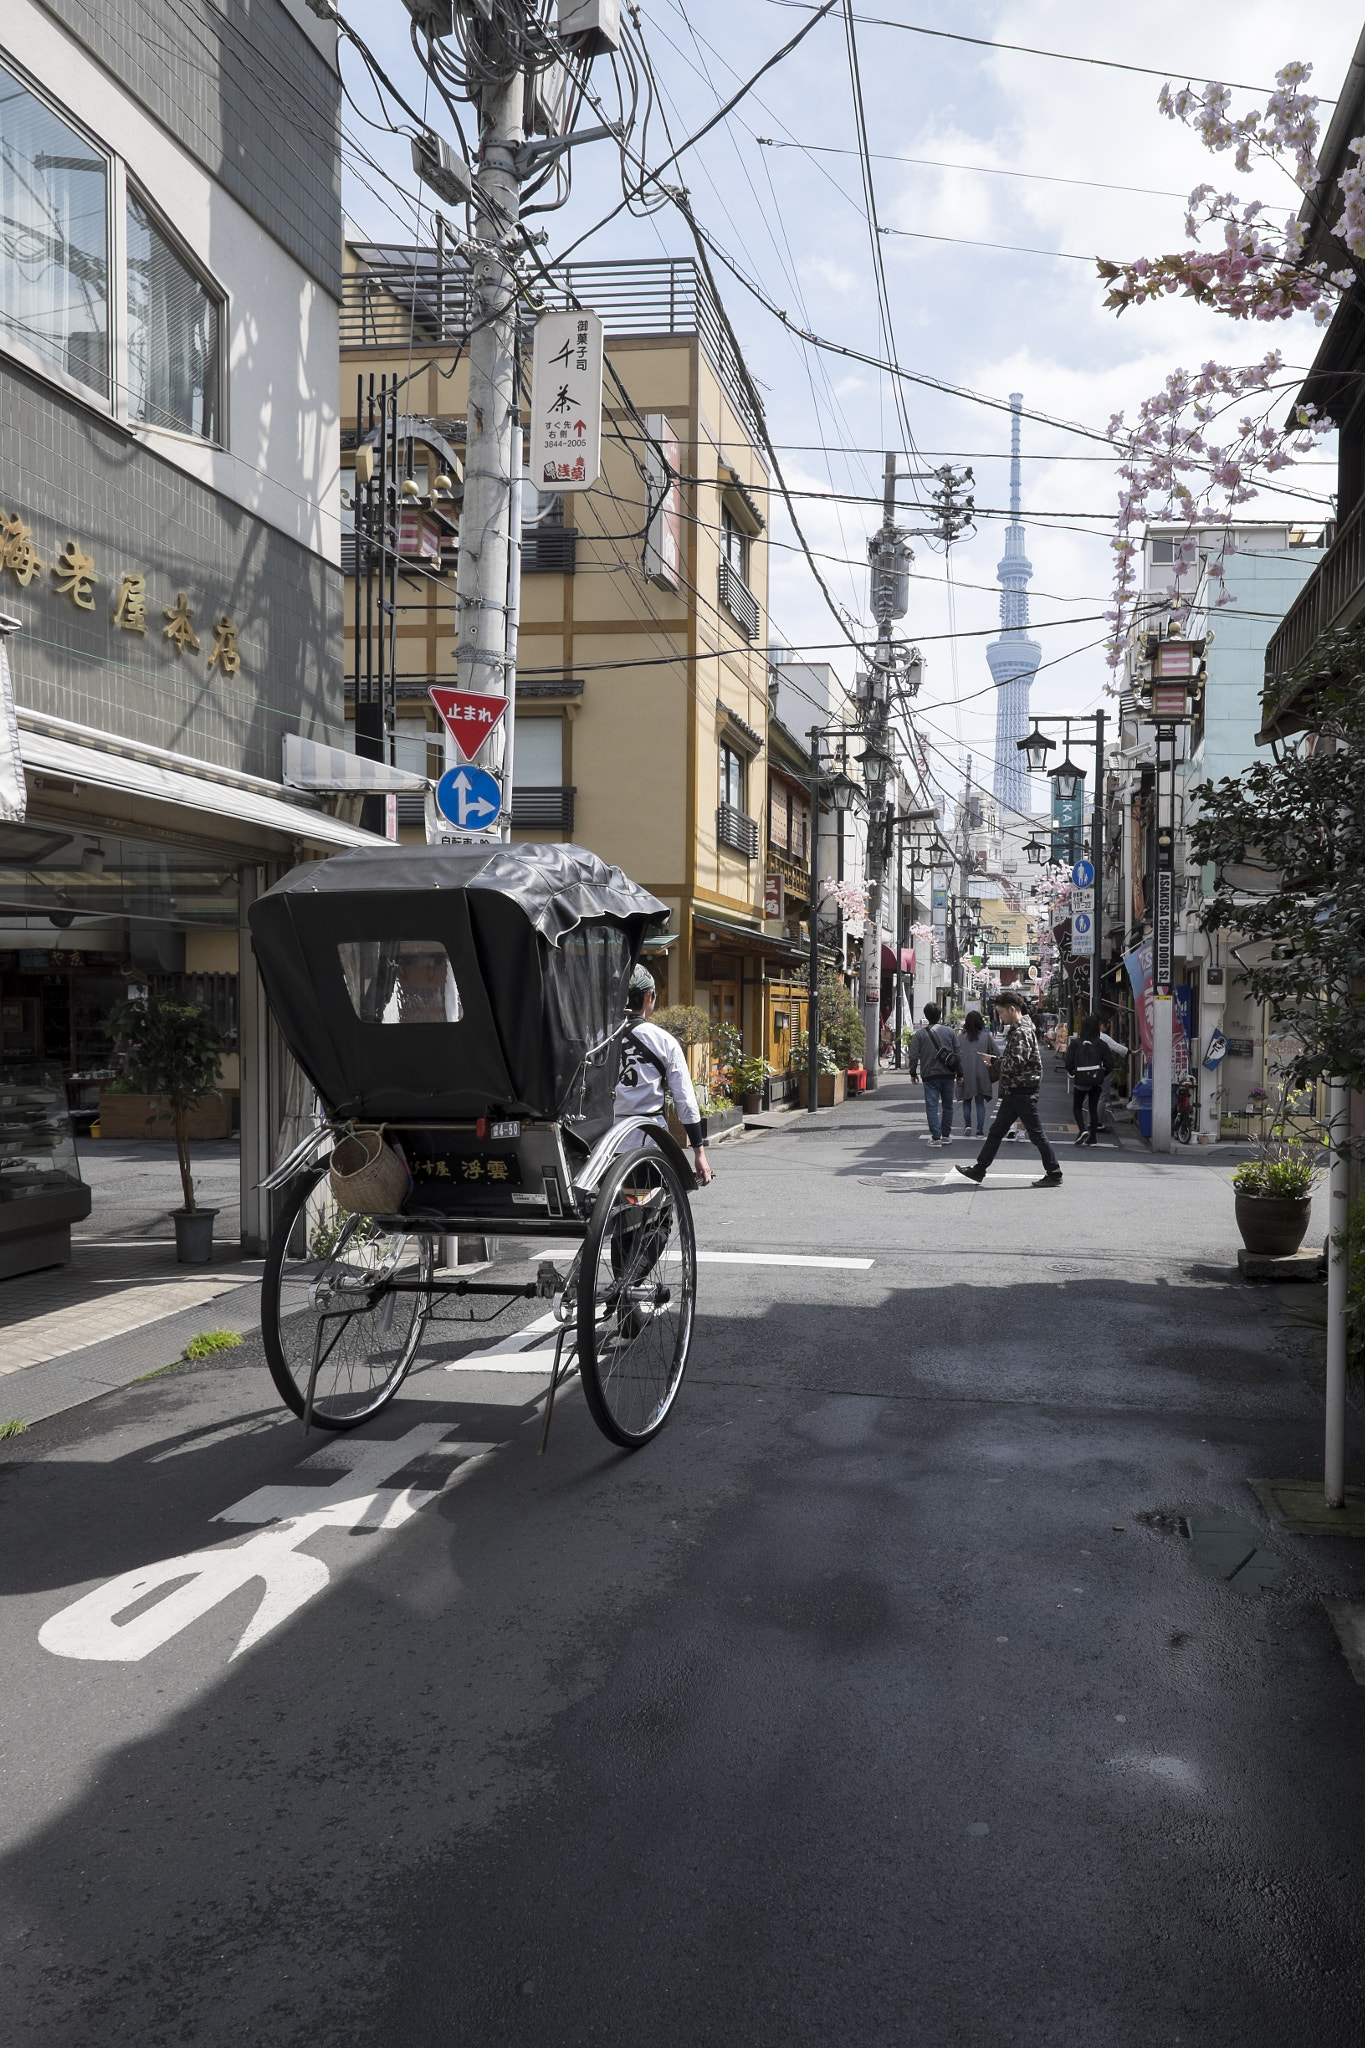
[0,1136,257,1428]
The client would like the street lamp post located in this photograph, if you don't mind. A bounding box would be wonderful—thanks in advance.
[806,727,861,1115]
[1016,710,1107,1014]
[889,809,939,1066]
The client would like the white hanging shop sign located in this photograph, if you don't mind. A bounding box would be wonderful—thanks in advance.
[529,310,603,491]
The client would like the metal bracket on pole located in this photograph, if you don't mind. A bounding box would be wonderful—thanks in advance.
[513,123,622,178]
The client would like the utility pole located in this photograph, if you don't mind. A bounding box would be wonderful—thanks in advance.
[861,453,905,1090]
[454,38,525,825]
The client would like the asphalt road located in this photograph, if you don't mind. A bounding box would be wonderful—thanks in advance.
[3,1073,1365,2046]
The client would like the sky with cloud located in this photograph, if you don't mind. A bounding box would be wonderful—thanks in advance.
[340,0,1361,814]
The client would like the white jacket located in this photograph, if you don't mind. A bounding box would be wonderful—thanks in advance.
[614,1020,702,1131]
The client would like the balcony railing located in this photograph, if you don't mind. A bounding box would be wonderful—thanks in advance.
[717,802,759,859]
[766,847,810,899]
[719,559,760,640]
[344,249,761,445]
[522,527,576,575]
[511,785,576,831]
[1263,501,1361,722]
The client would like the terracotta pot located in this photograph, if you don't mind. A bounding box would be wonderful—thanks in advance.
[1234,1192,1312,1258]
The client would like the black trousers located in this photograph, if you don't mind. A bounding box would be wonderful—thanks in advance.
[976,1087,1060,1175]
[1073,1084,1102,1135]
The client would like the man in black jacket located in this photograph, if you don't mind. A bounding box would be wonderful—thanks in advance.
[956,989,1062,1188]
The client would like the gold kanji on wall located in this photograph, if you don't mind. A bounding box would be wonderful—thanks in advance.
[52,539,97,610]
[1,513,43,588]
[163,591,201,656]
[207,614,242,674]
[111,573,148,635]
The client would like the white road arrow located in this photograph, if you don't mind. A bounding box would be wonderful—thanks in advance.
[452,771,498,826]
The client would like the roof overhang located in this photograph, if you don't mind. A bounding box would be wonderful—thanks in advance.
[18,715,385,853]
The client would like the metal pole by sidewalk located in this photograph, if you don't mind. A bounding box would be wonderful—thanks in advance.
[806,729,821,1113]
[1326,1076,1350,1509]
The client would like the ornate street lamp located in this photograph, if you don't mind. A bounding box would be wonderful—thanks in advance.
[1023,833,1048,865]
[828,767,861,812]
[1051,756,1084,803]
[1016,722,1055,773]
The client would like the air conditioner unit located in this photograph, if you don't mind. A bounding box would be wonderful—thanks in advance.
[558,0,621,55]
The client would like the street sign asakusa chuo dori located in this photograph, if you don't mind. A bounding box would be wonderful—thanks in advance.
[436,765,502,834]
[529,310,603,492]
[429,687,508,764]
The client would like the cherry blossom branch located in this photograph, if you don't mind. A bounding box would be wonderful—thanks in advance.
[1097,62,1356,667]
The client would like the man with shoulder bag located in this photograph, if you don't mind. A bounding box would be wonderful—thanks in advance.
[906,1002,963,1146]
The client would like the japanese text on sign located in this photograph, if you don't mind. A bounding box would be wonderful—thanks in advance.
[529,310,603,493]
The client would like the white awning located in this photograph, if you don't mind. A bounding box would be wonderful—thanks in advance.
[282,734,427,792]
[18,721,383,851]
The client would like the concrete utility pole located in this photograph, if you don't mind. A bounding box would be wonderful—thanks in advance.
[454,42,525,823]
[861,453,904,1090]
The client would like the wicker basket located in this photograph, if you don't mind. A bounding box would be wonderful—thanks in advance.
[329,1129,410,1215]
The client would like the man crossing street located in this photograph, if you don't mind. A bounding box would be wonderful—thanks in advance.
[956,988,1063,1188]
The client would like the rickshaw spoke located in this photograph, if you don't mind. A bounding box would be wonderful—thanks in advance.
[262,1169,432,1431]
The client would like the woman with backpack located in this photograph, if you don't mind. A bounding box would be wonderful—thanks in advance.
[955,1008,999,1138]
[1065,1013,1115,1147]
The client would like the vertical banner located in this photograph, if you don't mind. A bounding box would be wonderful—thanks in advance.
[1124,937,1154,1059]
[529,310,603,491]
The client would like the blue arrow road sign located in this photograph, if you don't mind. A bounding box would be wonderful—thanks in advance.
[1071,859,1094,889]
[436,765,502,831]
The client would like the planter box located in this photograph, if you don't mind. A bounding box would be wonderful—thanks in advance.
[667,1103,742,1145]
[97,1091,231,1140]
[794,1071,847,1108]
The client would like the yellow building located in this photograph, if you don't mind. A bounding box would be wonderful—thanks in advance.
[341,242,808,1057]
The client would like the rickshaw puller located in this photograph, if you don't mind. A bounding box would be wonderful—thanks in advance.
[614,966,713,1186]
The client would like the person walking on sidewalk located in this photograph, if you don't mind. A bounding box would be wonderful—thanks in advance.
[1065,1013,1115,1147]
[956,989,1063,1188]
[955,1008,998,1138]
[906,1002,961,1146]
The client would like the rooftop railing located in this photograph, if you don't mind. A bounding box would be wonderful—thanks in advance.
[344,247,762,447]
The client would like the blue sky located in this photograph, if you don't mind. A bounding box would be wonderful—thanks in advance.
[340,0,1360,808]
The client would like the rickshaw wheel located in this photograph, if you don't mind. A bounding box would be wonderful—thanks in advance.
[577,1149,695,1448]
[262,1168,433,1430]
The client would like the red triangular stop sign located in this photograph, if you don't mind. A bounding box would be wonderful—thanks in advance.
[428,687,509,764]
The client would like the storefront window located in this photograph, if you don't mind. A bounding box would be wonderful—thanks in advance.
[0,60,109,397]
[0,822,240,1077]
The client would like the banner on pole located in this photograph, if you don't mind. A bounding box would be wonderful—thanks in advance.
[529,310,603,491]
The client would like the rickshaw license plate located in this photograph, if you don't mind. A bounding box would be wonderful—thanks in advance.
[409,1150,522,1194]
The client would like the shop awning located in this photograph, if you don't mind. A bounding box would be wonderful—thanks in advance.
[693,910,808,966]
[282,735,426,792]
[18,716,384,852]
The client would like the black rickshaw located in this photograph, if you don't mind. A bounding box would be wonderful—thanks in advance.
[247,842,698,1448]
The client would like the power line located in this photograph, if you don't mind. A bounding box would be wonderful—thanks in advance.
[755,139,1194,202]
[762,6,1335,99]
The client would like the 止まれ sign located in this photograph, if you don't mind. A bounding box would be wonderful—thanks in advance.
[529,310,603,492]
[429,687,507,763]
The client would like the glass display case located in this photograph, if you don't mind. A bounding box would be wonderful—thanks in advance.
[0,1064,91,1278]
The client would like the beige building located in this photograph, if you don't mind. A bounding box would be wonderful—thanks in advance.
[341,243,808,1060]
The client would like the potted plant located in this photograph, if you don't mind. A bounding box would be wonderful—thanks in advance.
[792,1034,844,1108]
[1231,1147,1319,1258]
[108,992,224,1263]
[732,1054,772,1115]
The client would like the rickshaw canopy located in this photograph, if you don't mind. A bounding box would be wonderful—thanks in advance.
[248,842,666,1125]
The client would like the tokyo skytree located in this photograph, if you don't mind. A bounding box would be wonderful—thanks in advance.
[987,393,1041,818]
